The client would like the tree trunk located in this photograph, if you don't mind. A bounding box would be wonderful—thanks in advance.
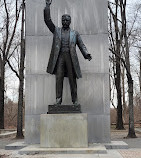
[119,0,136,138]
[124,34,136,138]
[16,77,24,138]
[122,67,126,123]
[125,43,136,138]
[115,38,124,129]
[16,0,25,138]
[127,76,136,137]
[115,50,124,130]
[0,61,5,129]
[139,51,141,110]
[112,0,124,130]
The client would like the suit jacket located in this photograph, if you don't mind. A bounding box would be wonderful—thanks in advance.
[47,27,89,79]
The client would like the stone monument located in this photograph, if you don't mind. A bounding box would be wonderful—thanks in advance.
[25,0,110,144]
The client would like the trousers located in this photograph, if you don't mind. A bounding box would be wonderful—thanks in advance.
[56,51,77,104]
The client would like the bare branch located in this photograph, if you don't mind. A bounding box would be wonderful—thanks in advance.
[5,4,22,59]
[6,59,19,78]
[3,0,10,58]
[109,48,132,80]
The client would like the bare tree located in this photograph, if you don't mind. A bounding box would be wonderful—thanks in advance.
[108,0,124,130]
[7,0,25,138]
[108,0,141,137]
[0,0,22,129]
[128,2,141,125]
[16,0,25,138]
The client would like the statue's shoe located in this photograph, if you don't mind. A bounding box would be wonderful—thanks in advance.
[73,101,79,106]
[54,98,62,105]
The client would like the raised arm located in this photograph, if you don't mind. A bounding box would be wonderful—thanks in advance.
[44,2,55,34]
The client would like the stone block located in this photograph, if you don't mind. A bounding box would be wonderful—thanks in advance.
[26,0,108,36]
[40,114,88,148]
[25,73,109,115]
[26,34,109,75]
[25,75,55,115]
[78,73,110,115]
[24,114,110,144]
[25,115,40,144]
[25,36,53,75]
[88,115,110,143]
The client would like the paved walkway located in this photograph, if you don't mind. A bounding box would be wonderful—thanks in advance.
[119,149,141,158]
[0,129,141,158]
[0,150,124,158]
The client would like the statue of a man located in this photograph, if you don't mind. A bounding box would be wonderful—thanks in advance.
[44,0,92,105]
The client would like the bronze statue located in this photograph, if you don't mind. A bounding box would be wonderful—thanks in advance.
[44,0,92,105]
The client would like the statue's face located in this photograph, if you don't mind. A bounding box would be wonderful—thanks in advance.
[62,15,71,29]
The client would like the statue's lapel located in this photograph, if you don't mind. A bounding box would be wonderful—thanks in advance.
[70,30,75,45]
[56,27,61,41]
[59,28,62,41]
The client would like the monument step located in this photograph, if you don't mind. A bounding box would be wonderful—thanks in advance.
[18,144,107,155]
[104,141,128,149]
[5,142,27,150]
[5,141,128,151]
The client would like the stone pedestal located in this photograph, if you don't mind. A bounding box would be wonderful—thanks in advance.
[40,114,88,148]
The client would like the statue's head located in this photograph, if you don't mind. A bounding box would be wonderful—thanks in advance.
[62,14,71,29]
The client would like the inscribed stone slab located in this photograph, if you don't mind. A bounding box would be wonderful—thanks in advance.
[40,114,88,148]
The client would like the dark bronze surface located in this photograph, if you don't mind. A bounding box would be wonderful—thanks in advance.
[44,1,92,106]
[48,105,81,114]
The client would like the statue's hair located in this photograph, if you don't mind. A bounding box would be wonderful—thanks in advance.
[62,14,71,21]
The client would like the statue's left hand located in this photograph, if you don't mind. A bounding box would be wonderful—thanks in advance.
[86,54,92,61]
